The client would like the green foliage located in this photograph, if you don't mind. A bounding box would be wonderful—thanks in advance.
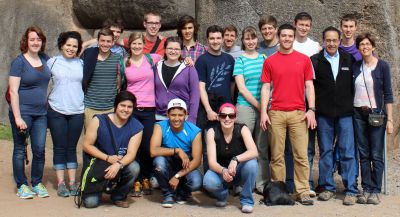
[0,124,12,141]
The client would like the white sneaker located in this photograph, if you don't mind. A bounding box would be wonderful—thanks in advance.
[150,176,159,189]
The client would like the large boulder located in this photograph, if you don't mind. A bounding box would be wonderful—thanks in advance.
[72,0,196,30]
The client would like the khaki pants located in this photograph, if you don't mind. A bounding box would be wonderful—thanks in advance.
[268,110,310,197]
[84,107,114,130]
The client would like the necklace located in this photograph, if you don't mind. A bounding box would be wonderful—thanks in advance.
[224,134,232,150]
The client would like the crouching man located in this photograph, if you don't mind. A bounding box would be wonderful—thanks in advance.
[150,98,202,208]
[82,91,143,208]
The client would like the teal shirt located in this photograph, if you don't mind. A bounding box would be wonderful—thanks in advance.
[233,54,265,106]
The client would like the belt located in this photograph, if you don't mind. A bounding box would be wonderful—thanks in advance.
[135,107,156,112]
[356,106,372,112]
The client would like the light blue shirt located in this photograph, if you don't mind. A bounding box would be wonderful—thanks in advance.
[324,49,340,81]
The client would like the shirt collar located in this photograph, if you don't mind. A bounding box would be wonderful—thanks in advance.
[323,49,339,59]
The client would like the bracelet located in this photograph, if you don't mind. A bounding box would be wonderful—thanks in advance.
[106,155,109,162]
[116,160,124,170]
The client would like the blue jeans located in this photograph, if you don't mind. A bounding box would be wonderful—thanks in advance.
[83,161,140,208]
[203,159,258,206]
[285,129,315,193]
[132,110,155,179]
[47,109,83,170]
[9,111,47,188]
[317,115,358,195]
[153,156,202,199]
[353,108,386,193]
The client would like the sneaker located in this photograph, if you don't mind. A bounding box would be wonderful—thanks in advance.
[298,194,314,205]
[215,200,228,207]
[32,183,49,198]
[114,200,130,208]
[142,178,152,195]
[241,205,254,213]
[69,182,80,196]
[150,176,159,189]
[57,183,70,197]
[343,194,357,206]
[161,197,174,208]
[309,190,316,198]
[367,193,380,205]
[318,191,335,201]
[131,181,142,197]
[357,192,369,204]
[16,184,34,199]
[175,195,189,205]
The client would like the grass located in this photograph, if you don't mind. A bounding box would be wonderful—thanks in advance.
[0,124,12,141]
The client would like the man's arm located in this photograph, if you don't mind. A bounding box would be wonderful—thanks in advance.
[260,82,271,131]
[304,80,316,129]
[150,124,176,157]
[119,131,143,166]
[199,81,218,121]
[176,132,202,177]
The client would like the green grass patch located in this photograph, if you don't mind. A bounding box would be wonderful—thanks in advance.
[0,124,12,141]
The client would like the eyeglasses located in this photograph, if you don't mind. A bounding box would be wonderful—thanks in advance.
[146,22,161,27]
[218,113,237,119]
[166,48,181,52]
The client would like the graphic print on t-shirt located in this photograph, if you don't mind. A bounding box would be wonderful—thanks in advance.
[207,62,232,91]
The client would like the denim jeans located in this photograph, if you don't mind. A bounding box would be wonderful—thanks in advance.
[132,110,155,179]
[236,105,269,192]
[203,159,258,206]
[83,161,140,208]
[47,109,83,170]
[353,108,386,193]
[317,115,358,195]
[153,156,202,199]
[284,129,315,193]
[9,111,47,188]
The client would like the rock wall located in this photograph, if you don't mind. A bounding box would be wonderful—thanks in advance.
[1,0,399,149]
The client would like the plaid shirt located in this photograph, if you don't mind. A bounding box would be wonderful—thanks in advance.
[181,42,207,63]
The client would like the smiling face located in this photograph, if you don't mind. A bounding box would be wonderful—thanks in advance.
[358,38,375,58]
[115,100,134,121]
[243,32,258,51]
[110,26,122,42]
[207,32,223,53]
[324,30,340,56]
[279,29,295,51]
[144,14,161,38]
[61,38,79,58]
[98,34,113,54]
[167,108,186,131]
[295,19,312,38]
[27,31,42,54]
[130,38,144,56]
[181,22,194,42]
[223,30,237,49]
[341,20,357,40]
[261,24,277,42]
[218,107,236,129]
[165,41,181,61]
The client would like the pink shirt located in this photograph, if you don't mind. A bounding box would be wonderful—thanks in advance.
[125,54,161,107]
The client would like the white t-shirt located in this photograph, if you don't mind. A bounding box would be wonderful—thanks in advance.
[293,38,320,57]
[354,63,377,108]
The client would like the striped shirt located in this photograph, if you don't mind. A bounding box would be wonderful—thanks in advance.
[181,42,207,63]
[84,53,120,110]
[233,54,265,106]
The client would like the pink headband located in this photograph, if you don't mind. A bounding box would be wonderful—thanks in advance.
[218,103,237,113]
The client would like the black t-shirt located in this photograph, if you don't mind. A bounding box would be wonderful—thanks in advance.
[213,123,247,167]
[162,62,180,88]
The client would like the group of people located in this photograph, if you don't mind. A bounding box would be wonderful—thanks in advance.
[7,9,394,214]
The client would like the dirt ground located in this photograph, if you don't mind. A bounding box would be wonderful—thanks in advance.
[1,137,400,217]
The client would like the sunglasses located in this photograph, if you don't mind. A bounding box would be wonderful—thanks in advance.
[218,113,237,119]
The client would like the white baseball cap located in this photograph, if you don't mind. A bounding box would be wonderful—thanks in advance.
[167,98,187,112]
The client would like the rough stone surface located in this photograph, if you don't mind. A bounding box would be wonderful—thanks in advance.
[72,0,196,30]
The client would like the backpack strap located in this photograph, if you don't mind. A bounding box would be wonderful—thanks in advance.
[150,36,161,54]
[144,53,157,75]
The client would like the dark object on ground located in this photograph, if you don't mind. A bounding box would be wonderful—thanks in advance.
[262,181,295,206]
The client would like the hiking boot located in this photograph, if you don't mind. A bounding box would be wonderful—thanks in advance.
[17,184,34,199]
[298,194,314,205]
[131,181,142,197]
[175,195,188,205]
[357,192,369,204]
[318,191,335,201]
[241,205,254,213]
[57,183,70,197]
[161,197,174,208]
[32,183,49,198]
[367,193,380,205]
[309,190,316,198]
[69,182,80,196]
[343,194,357,206]
[114,200,129,208]
[215,200,228,207]
[142,178,152,195]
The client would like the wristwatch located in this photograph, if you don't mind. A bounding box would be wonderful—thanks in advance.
[174,173,181,179]
[308,107,316,112]
[232,156,240,164]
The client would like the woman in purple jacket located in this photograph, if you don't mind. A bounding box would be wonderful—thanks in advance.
[155,36,200,123]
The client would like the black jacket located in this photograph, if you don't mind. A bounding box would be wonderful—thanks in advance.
[81,47,99,92]
[311,49,355,118]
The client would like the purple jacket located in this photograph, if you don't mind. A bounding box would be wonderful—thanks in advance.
[155,61,200,123]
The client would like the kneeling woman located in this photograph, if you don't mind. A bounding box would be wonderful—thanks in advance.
[203,103,258,213]
[82,91,143,208]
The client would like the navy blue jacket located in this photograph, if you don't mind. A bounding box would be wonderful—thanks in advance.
[352,59,394,111]
[81,47,99,92]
